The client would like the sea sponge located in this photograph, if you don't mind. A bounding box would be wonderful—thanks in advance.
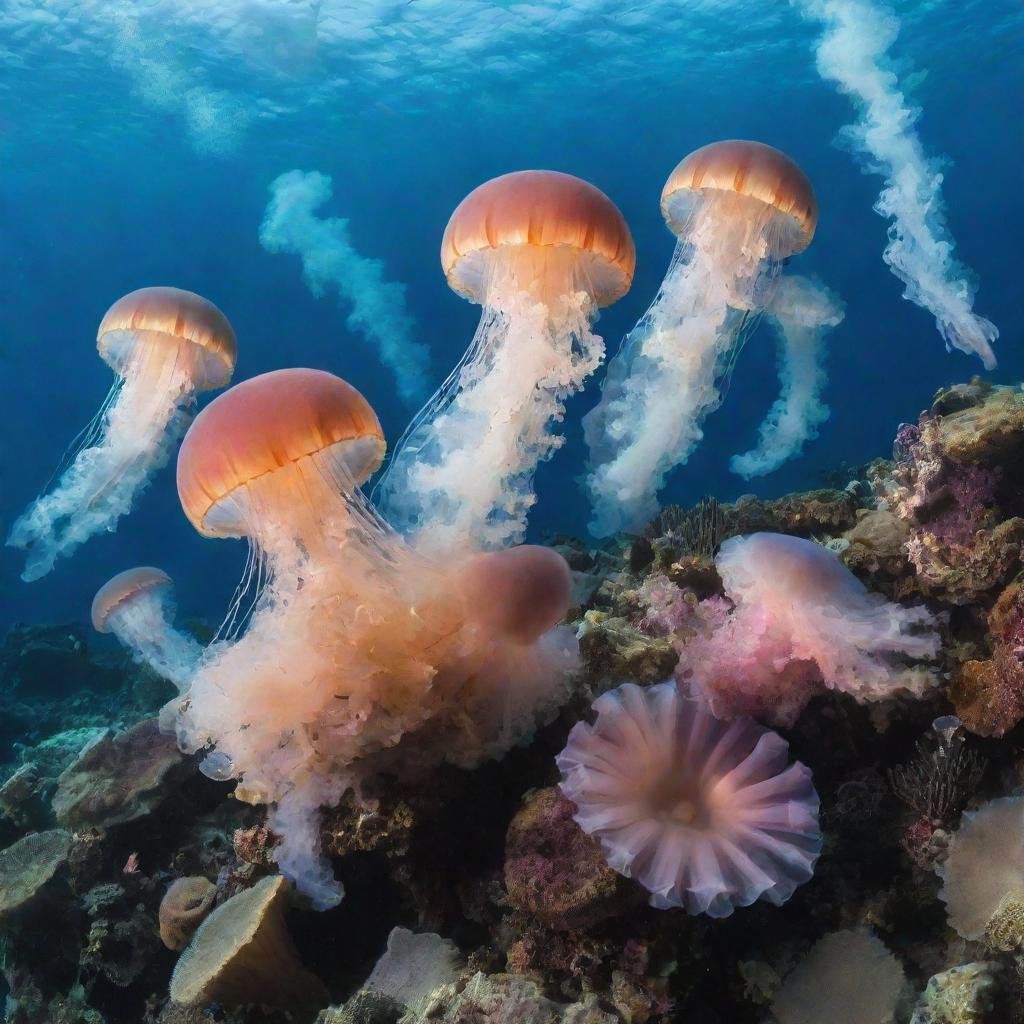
[939,795,1024,949]
[556,681,821,916]
[676,532,941,725]
[159,876,218,951]
[772,928,906,1024]
[170,875,329,1017]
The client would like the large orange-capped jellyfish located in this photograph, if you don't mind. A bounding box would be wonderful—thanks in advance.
[8,287,236,581]
[173,368,576,908]
[378,170,635,555]
[583,141,818,536]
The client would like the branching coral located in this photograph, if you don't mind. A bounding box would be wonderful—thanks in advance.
[556,682,821,916]
[675,532,940,725]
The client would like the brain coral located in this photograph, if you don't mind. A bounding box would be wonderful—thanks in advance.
[939,795,1024,948]
[556,681,821,916]
[772,928,906,1024]
[676,532,941,725]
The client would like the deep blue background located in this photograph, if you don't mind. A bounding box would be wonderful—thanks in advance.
[1,0,1021,627]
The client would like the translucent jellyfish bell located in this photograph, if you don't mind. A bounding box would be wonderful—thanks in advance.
[584,141,817,536]
[8,287,237,581]
[378,170,635,555]
[92,566,201,694]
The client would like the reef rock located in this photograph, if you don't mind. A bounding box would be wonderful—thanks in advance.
[577,611,678,685]
[910,962,999,1024]
[52,718,192,830]
[724,489,859,539]
[504,786,639,931]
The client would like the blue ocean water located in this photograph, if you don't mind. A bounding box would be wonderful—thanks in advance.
[0,0,1020,627]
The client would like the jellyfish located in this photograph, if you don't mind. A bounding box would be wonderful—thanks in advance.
[92,566,201,695]
[377,170,635,556]
[675,532,941,725]
[174,368,576,908]
[583,141,817,537]
[730,275,845,479]
[8,287,237,581]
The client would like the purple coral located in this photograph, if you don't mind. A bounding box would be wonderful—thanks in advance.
[556,682,821,917]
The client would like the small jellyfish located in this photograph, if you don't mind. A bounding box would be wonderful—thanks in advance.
[8,287,236,581]
[92,566,201,695]
[730,275,845,480]
[584,141,817,536]
[174,369,576,908]
[378,170,635,555]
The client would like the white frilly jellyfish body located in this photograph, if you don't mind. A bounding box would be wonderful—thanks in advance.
[583,141,818,537]
[8,287,236,581]
[730,275,845,480]
[91,566,201,695]
[557,681,821,917]
[378,170,635,556]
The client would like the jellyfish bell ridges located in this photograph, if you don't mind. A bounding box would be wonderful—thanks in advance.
[584,141,819,536]
[173,369,577,909]
[7,287,237,581]
[378,169,635,555]
[92,566,201,697]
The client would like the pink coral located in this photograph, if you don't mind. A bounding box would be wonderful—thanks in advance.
[676,533,940,725]
[556,682,821,917]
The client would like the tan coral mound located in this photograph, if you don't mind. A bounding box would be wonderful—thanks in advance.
[170,875,328,1015]
[159,877,217,951]
[0,829,72,925]
[939,796,1024,946]
[772,928,905,1024]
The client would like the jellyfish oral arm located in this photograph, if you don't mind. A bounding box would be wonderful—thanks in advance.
[799,0,997,367]
[730,275,844,479]
[8,342,196,581]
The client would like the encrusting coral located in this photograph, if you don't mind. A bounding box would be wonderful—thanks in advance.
[557,681,821,916]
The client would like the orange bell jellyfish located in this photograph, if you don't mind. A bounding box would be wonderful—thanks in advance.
[8,287,236,581]
[584,141,818,535]
[173,369,576,909]
[92,566,200,695]
[379,170,635,555]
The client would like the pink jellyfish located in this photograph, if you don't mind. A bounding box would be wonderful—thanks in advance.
[557,681,821,916]
[676,533,941,725]
[8,287,236,580]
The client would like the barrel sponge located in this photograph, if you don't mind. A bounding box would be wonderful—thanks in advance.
[939,795,1024,945]
[772,928,906,1024]
[170,875,329,1016]
[159,876,217,951]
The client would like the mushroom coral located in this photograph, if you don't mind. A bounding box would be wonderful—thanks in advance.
[173,369,577,908]
[939,795,1024,950]
[676,532,941,725]
[556,682,821,916]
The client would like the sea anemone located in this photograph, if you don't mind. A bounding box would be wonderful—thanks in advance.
[556,681,821,916]
[676,532,941,725]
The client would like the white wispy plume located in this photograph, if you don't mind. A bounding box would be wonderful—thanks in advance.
[260,170,431,407]
[798,0,997,368]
